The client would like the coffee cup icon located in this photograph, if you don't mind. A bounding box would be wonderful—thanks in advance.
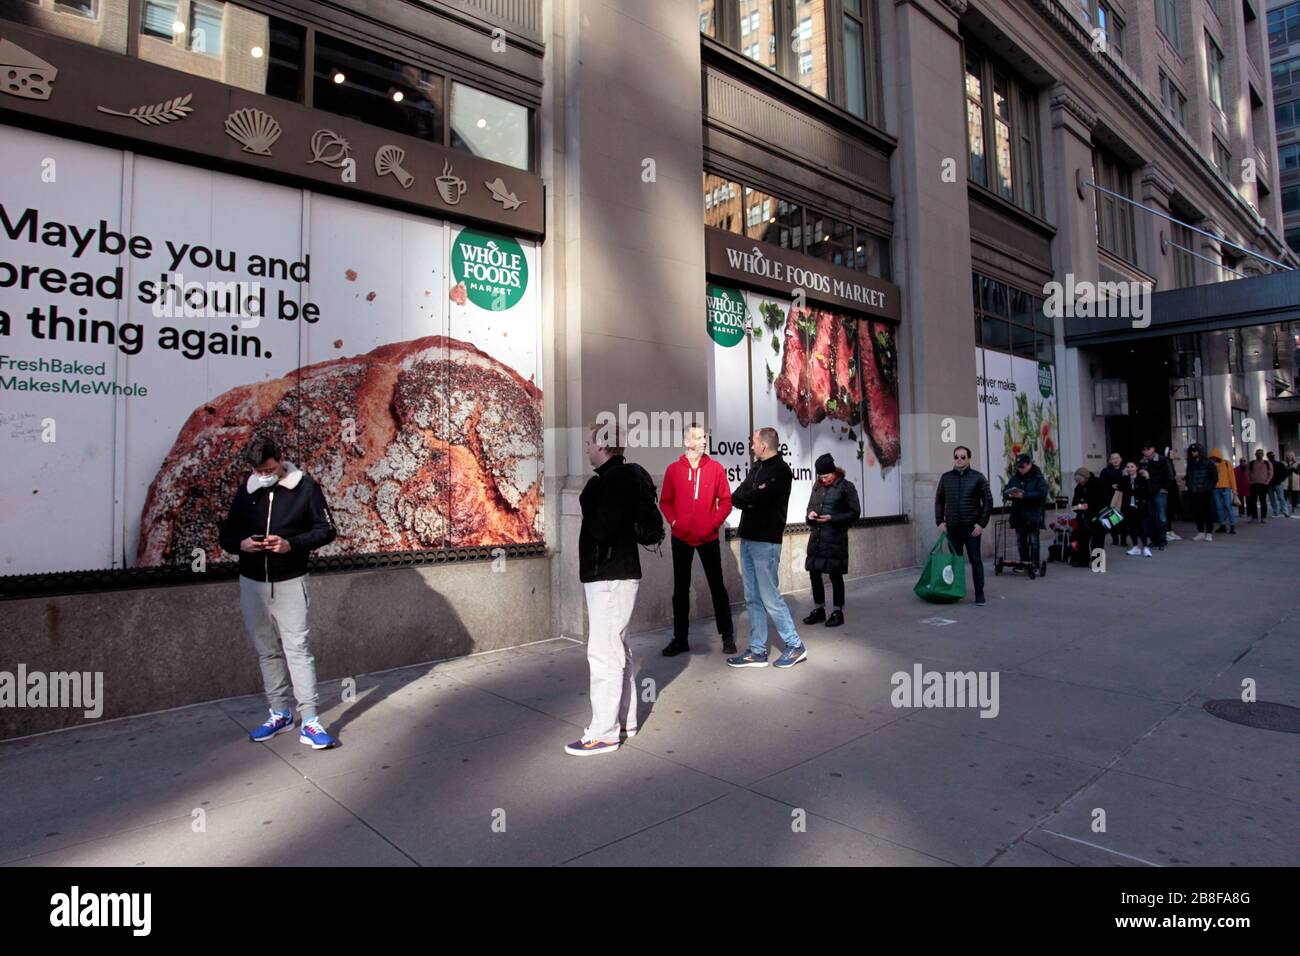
[436,159,467,205]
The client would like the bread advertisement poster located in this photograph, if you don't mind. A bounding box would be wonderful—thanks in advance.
[0,127,543,577]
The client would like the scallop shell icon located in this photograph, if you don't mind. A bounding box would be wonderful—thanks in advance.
[224,107,281,156]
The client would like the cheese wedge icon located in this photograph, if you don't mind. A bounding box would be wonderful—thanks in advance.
[1,37,57,101]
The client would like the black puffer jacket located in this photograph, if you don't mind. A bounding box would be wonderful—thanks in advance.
[731,454,794,543]
[934,467,993,529]
[804,476,861,574]
[1184,447,1218,494]
[218,467,337,582]
[578,455,641,582]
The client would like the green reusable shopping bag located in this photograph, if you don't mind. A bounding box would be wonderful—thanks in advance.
[913,533,967,603]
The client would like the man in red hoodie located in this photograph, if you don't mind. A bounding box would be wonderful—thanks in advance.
[660,424,736,656]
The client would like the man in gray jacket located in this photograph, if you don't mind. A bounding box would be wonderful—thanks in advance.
[934,446,994,605]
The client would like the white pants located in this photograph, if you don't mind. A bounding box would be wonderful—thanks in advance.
[583,579,639,743]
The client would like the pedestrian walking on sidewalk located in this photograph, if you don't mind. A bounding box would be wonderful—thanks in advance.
[802,453,861,628]
[1285,452,1300,514]
[1119,462,1153,557]
[219,437,339,750]
[1209,447,1237,535]
[1099,452,1125,546]
[935,446,993,605]
[1248,449,1273,522]
[567,423,643,756]
[727,427,807,670]
[1003,452,1049,574]
[1184,443,1219,541]
[1266,452,1291,517]
[659,424,735,657]
[1139,443,1174,547]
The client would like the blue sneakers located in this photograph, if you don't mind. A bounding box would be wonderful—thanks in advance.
[774,645,808,669]
[726,650,770,668]
[249,709,294,742]
[299,718,337,750]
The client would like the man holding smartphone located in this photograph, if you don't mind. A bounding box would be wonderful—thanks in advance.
[219,437,339,749]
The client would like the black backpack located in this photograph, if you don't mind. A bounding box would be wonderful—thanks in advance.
[624,461,666,550]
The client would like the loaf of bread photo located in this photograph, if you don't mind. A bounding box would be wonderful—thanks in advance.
[136,335,543,567]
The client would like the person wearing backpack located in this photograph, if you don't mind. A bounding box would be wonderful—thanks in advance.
[659,424,736,657]
[567,422,644,757]
[726,427,807,669]
[802,454,861,627]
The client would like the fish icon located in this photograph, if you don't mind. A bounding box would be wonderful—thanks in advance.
[485,177,526,211]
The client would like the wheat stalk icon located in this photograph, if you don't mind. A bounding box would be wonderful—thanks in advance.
[98,93,194,126]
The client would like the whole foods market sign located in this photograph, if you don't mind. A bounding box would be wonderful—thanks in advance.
[706,284,746,347]
[451,230,528,310]
[704,226,900,321]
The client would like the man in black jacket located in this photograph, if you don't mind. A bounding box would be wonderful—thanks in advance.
[1003,453,1049,576]
[1184,443,1219,540]
[568,422,642,756]
[726,427,806,669]
[1099,452,1125,545]
[934,446,993,605]
[219,437,338,749]
[1139,443,1174,547]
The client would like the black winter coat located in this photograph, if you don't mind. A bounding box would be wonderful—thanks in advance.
[579,456,642,582]
[218,469,337,582]
[934,467,993,529]
[731,454,794,543]
[804,476,861,574]
[1184,455,1218,494]
[1118,472,1151,511]
[1003,465,1049,529]
[1071,476,1110,514]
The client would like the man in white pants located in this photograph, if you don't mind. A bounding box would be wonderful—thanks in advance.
[566,423,642,756]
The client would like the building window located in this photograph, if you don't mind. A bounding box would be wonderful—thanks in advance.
[1206,32,1225,110]
[1159,70,1188,128]
[1269,2,1300,48]
[807,212,853,268]
[1272,56,1300,89]
[449,82,531,170]
[842,0,869,119]
[703,173,743,232]
[964,43,1041,216]
[1156,0,1181,52]
[700,1,717,37]
[703,1,876,123]
[314,34,444,145]
[1093,147,1136,263]
[188,0,224,57]
[140,0,179,39]
[973,273,1053,364]
[1212,136,1231,176]
[1276,100,1300,131]
[1282,186,1300,213]
[52,0,97,17]
[1279,142,1300,171]
[1079,0,1124,57]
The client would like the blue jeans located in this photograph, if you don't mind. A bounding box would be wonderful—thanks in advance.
[740,539,801,656]
[1151,491,1168,545]
[1214,487,1236,527]
[1268,484,1289,516]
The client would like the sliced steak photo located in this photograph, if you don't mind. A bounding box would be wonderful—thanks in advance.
[862,321,901,467]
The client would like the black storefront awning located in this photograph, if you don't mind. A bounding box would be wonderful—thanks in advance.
[1064,269,1300,346]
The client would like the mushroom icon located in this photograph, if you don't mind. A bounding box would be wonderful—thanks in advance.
[374,145,414,188]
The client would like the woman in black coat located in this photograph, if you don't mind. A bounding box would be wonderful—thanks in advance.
[1118,461,1152,555]
[802,453,861,628]
[1069,467,1110,566]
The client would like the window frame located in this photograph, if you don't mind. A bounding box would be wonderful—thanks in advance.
[1156,0,1182,53]
[1092,146,1136,264]
[1205,30,1225,111]
[962,39,1042,218]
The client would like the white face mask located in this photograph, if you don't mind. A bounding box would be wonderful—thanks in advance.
[252,472,279,489]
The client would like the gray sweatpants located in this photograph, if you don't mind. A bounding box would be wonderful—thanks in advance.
[239,574,318,719]
[583,579,640,743]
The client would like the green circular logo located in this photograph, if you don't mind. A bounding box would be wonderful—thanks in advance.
[1038,362,1054,398]
[706,284,746,347]
[451,230,528,311]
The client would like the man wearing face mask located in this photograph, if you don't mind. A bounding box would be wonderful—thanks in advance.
[219,437,339,750]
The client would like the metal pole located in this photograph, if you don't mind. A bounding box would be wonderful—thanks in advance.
[1081,179,1293,271]
[1162,238,1248,278]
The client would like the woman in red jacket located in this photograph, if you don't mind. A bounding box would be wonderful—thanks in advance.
[659,425,735,656]
[1234,458,1250,519]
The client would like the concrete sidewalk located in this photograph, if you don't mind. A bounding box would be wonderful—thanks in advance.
[3,517,1298,867]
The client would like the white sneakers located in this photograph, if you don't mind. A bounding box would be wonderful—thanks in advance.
[1143,547,1153,557]
[1193,532,1206,541]
[1127,546,1142,556]
[1167,532,1182,540]
[1206,533,1213,541]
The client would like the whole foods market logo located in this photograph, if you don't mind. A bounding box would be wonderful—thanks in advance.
[706,284,745,347]
[1037,362,1053,398]
[451,230,528,311]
